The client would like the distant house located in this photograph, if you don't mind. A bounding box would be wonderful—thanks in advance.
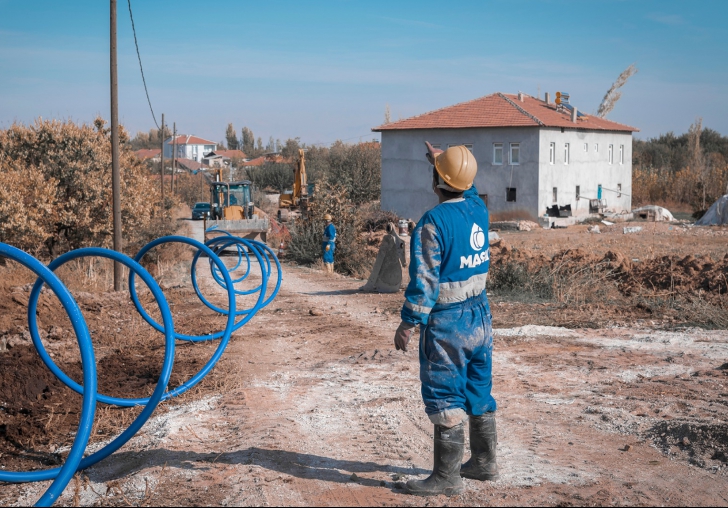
[175,158,209,172]
[202,152,229,168]
[242,153,288,168]
[201,150,246,168]
[164,135,217,163]
[372,92,638,221]
[134,149,161,162]
[215,149,246,160]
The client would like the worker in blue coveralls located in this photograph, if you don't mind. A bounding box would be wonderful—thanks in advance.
[322,213,336,273]
[394,142,498,497]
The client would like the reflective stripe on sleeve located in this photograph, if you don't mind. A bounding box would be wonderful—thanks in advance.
[404,300,433,315]
[437,273,487,304]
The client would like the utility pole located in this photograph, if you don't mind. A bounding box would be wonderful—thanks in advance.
[110,0,122,291]
[160,113,165,206]
[171,122,176,194]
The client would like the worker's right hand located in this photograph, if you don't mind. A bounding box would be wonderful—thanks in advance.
[394,322,415,352]
[325,244,330,251]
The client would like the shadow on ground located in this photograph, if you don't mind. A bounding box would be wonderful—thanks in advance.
[85,447,428,489]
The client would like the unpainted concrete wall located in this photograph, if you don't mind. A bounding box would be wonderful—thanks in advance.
[380,127,633,222]
[538,129,633,217]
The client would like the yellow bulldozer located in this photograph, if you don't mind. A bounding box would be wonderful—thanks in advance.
[204,169,269,243]
[277,149,309,222]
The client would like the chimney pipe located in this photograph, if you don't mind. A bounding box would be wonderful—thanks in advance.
[518,92,524,102]
[571,107,578,123]
[545,92,550,104]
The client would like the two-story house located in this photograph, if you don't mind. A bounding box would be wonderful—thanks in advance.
[164,135,217,163]
[372,92,638,221]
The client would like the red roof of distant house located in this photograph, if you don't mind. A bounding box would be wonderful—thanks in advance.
[134,149,161,160]
[167,135,217,145]
[242,153,290,167]
[175,158,209,171]
[372,93,638,132]
[213,149,246,159]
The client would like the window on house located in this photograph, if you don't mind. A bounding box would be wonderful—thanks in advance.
[493,143,503,165]
[463,144,473,153]
[618,184,622,197]
[576,185,580,199]
[510,143,520,165]
[608,144,614,164]
[479,194,488,206]
[506,188,517,202]
[431,144,441,149]
[619,144,624,164]
[564,143,570,165]
[595,143,599,153]
[584,143,588,152]
[549,142,555,164]
[553,187,558,203]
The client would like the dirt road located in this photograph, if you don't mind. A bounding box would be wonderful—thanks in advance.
[6,249,727,506]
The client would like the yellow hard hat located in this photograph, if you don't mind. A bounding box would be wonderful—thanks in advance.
[431,144,477,191]
[324,214,333,221]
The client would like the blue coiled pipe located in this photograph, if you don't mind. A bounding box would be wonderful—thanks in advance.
[0,233,281,506]
[0,244,97,507]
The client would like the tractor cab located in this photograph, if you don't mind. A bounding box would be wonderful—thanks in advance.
[209,180,254,220]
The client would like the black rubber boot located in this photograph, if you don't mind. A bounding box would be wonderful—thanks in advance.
[405,423,465,497]
[460,413,500,481]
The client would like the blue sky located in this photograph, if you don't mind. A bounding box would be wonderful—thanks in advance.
[1,0,727,146]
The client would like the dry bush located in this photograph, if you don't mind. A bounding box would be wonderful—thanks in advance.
[0,118,176,258]
[287,183,375,277]
[175,172,209,208]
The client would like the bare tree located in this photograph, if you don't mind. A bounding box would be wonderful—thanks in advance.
[597,64,638,118]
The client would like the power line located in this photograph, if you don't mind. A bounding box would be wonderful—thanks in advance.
[127,0,159,129]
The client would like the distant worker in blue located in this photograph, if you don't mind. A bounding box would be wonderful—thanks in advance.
[394,142,498,497]
[322,213,336,273]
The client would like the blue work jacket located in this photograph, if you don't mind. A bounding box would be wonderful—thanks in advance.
[401,186,489,326]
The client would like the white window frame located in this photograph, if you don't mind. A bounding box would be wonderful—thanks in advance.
[553,187,558,203]
[619,144,624,164]
[576,185,580,199]
[564,143,570,165]
[509,143,520,165]
[549,142,555,164]
[493,143,503,165]
[463,143,473,153]
[584,143,588,152]
[595,143,599,153]
[617,183,622,197]
[608,144,614,164]
[431,144,441,150]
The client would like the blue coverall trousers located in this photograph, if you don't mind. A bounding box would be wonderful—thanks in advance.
[322,241,335,264]
[419,292,496,421]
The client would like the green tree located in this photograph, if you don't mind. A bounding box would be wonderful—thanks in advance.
[241,127,255,155]
[225,123,239,150]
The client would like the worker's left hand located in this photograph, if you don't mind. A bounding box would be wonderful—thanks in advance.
[394,322,415,352]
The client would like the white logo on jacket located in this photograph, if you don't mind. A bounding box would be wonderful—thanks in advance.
[470,223,485,251]
[461,223,488,269]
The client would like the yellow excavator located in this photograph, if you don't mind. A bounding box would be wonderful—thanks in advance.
[277,149,309,222]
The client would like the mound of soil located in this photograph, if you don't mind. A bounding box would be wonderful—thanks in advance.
[489,239,728,297]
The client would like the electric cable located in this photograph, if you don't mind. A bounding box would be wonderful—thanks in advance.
[127,0,159,129]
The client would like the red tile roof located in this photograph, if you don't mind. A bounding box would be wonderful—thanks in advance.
[134,148,161,160]
[372,93,638,133]
[242,154,290,167]
[175,158,209,171]
[167,135,218,146]
[214,149,246,159]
